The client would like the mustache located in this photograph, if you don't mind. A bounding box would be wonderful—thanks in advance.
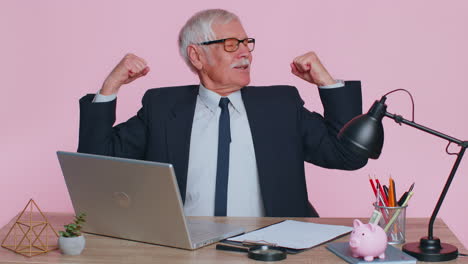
[230,58,250,68]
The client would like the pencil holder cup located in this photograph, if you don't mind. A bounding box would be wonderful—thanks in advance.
[373,203,407,244]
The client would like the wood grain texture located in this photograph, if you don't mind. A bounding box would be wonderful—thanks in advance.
[0,213,466,263]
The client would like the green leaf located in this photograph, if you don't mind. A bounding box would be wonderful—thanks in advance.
[59,231,71,237]
[60,212,87,237]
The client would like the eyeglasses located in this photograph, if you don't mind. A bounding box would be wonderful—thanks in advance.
[199,38,255,52]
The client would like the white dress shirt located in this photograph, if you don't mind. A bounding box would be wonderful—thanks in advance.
[183,85,264,216]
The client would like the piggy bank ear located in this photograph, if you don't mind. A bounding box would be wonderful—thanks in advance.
[369,223,377,232]
[353,219,363,228]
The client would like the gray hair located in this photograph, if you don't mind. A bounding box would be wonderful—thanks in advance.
[178,9,239,73]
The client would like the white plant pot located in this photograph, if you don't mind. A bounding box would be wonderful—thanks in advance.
[58,235,86,255]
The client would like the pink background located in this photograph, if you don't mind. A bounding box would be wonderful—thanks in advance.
[1,0,467,250]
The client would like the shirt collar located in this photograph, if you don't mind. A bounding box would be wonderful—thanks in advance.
[198,84,244,115]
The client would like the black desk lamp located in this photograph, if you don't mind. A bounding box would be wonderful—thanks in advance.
[337,91,467,262]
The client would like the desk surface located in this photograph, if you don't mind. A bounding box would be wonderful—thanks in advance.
[0,213,466,263]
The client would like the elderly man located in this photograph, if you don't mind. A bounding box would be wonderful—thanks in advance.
[78,9,367,217]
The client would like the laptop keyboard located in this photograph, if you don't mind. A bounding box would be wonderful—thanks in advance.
[188,220,228,241]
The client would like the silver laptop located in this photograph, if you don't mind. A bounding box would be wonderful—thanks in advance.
[57,151,244,250]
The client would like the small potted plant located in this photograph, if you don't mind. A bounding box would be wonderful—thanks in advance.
[58,213,87,255]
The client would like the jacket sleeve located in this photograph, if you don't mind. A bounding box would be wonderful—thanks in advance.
[300,81,368,170]
[77,93,149,159]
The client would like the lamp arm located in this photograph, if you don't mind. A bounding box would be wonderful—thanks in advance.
[384,111,468,239]
[384,112,464,146]
[426,147,466,239]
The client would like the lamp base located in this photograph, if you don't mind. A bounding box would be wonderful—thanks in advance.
[402,236,458,262]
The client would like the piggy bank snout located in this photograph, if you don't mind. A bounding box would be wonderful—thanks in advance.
[349,237,359,248]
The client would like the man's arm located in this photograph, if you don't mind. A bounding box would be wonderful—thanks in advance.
[299,82,367,170]
[290,51,368,170]
[78,54,150,159]
[78,93,150,159]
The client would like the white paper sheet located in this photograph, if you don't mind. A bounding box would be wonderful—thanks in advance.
[228,220,352,250]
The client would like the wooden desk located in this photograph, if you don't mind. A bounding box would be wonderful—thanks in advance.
[0,213,467,263]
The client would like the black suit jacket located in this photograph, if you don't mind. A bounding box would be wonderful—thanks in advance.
[78,82,367,217]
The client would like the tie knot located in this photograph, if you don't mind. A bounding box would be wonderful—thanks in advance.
[219,97,230,109]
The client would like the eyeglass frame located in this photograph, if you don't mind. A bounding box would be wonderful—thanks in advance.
[198,38,255,52]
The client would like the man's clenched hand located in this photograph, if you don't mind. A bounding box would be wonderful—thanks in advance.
[291,52,335,87]
[100,53,150,95]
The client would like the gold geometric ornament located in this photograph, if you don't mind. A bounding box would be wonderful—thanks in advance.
[1,199,59,257]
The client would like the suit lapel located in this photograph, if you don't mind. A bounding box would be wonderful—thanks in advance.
[241,87,274,215]
[166,85,199,203]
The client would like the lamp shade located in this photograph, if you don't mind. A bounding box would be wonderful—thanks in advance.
[337,98,388,159]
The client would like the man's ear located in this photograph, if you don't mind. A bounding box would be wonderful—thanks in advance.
[187,45,205,71]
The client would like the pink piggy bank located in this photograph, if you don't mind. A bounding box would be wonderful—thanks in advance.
[349,219,387,261]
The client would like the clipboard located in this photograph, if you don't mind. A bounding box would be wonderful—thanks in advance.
[223,220,353,254]
[221,220,305,254]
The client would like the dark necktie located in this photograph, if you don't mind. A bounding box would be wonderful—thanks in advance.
[214,97,231,216]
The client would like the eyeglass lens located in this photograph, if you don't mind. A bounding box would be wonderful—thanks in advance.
[224,38,255,52]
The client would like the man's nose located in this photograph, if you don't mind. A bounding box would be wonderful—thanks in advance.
[236,43,251,57]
